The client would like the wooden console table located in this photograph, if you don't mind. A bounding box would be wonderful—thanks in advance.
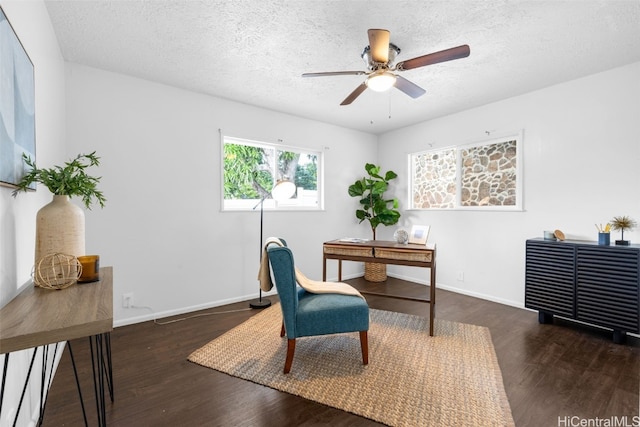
[0,266,114,426]
[323,240,437,336]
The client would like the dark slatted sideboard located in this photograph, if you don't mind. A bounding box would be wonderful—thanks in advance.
[525,238,640,343]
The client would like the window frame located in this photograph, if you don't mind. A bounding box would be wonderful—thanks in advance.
[408,131,523,211]
[221,135,323,212]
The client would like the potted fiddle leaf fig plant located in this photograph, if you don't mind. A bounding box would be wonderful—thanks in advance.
[348,163,401,239]
[348,163,401,282]
[12,152,106,285]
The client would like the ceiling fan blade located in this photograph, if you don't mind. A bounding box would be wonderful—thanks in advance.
[396,44,470,71]
[394,75,426,99]
[340,83,368,106]
[367,29,390,63]
[302,71,366,77]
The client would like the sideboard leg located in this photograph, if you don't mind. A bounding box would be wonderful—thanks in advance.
[538,311,554,324]
[612,330,626,344]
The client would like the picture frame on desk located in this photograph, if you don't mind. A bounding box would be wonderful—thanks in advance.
[409,225,430,245]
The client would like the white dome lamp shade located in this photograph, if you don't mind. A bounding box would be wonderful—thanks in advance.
[271,180,296,201]
[366,70,397,92]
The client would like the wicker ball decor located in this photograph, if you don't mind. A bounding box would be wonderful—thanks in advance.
[34,253,82,290]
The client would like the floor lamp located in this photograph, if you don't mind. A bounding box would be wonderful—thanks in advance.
[249,180,296,309]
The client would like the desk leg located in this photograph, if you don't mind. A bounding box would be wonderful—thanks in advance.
[322,255,327,281]
[429,265,436,337]
[338,260,342,281]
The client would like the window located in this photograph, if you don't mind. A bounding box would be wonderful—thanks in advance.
[410,132,522,210]
[222,136,322,210]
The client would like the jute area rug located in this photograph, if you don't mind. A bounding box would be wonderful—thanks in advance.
[188,305,514,427]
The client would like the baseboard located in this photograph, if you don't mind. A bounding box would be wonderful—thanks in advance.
[113,290,278,327]
[114,270,365,327]
[386,272,524,309]
[114,272,526,327]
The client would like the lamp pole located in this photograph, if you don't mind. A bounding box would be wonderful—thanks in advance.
[250,195,271,309]
[249,180,296,309]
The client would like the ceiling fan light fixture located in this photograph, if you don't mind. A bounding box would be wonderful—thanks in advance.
[366,70,396,92]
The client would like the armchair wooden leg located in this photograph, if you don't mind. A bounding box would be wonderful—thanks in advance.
[359,331,369,365]
[280,322,285,337]
[284,339,296,374]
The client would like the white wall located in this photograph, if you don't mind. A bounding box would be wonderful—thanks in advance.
[378,62,640,307]
[1,2,638,422]
[0,1,67,426]
[64,63,377,326]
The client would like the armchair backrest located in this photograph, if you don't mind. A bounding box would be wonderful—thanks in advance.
[267,245,298,337]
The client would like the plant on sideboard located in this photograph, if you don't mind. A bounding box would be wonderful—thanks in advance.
[348,163,401,240]
[610,215,637,246]
[12,151,106,209]
[12,152,106,285]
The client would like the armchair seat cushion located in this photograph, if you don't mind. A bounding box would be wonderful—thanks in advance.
[296,290,369,337]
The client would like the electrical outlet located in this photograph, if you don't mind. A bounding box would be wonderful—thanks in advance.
[456,271,464,282]
[122,293,134,308]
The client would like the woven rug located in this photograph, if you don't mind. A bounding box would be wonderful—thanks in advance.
[188,305,514,427]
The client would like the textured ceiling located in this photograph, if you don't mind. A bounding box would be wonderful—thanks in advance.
[44,0,640,135]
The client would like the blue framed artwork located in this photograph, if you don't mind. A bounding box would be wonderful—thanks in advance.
[0,6,35,189]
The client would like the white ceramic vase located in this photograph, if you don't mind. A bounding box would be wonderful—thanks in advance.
[34,195,85,284]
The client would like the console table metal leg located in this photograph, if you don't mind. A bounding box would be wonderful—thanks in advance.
[14,347,38,426]
[1,345,63,427]
[38,345,48,425]
[89,335,107,427]
[67,341,89,427]
[85,332,114,427]
[38,342,60,426]
[103,333,114,402]
[0,353,9,419]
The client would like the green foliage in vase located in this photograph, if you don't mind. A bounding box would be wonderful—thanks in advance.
[12,152,106,209]
[348,163,401,239]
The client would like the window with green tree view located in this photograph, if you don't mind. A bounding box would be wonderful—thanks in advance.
[222,136,322,210]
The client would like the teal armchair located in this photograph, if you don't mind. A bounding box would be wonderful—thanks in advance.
[267,245,369,374]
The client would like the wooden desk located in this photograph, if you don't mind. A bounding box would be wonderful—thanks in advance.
[323,240,437,336]
[0,267,113,426]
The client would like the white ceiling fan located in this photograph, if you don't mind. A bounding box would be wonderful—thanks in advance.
[302,29,470,105]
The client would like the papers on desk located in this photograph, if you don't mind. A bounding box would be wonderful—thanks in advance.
[339,238,370,243]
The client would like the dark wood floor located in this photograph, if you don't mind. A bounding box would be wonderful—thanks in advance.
[43,277,639,426]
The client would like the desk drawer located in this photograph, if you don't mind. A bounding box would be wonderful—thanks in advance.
[374,248,432,262]
[324,245,373,257]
